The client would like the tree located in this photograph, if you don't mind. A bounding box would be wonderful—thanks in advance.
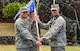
[2,2,26,18]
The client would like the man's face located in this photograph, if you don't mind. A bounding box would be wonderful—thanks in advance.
[51,10,59,17]
[30,12,35,18]
[20,11,29,18]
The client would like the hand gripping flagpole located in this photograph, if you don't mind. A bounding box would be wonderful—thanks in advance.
[35,0,42,51]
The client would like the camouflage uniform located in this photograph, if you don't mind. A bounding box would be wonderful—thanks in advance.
[39,16,66,51]
[14,17,37,51]
[28,18,40,51]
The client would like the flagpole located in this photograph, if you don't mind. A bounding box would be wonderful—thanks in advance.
[53,0,55,5]
[35,0,42,51]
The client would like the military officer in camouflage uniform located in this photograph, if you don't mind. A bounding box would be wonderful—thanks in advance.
[36,4,66,51]
[14,7,41,51]
[27,11,38,51]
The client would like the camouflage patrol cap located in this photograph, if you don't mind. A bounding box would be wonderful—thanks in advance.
[51,4,59,10]
[20,7,29,12]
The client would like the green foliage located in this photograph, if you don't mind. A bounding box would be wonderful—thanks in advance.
[2,2,26,18]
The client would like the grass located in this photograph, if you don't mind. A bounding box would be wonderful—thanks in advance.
[66,46,80,51]
[0,23,15,36]
[0,23,48,36]
[0,45,80,51]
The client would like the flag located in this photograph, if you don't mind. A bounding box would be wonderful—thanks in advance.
[29,0,37,16]
[14,0,36,20]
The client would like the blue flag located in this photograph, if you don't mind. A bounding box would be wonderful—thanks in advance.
[14,0,36,20]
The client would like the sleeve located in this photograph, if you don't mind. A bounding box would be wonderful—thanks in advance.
[41,18,63,40]
[16,22,37,42]
[38,20,52,30]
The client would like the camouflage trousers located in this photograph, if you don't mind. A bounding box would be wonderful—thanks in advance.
[16,45,38,51]
[51,46,65,51]
[30,45,38,51]
[16,48,31,51]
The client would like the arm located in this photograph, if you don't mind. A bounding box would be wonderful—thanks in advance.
[41,18,64,40]
[33,15,52,30]
[38,20,52,30]
[16,22,37,42]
